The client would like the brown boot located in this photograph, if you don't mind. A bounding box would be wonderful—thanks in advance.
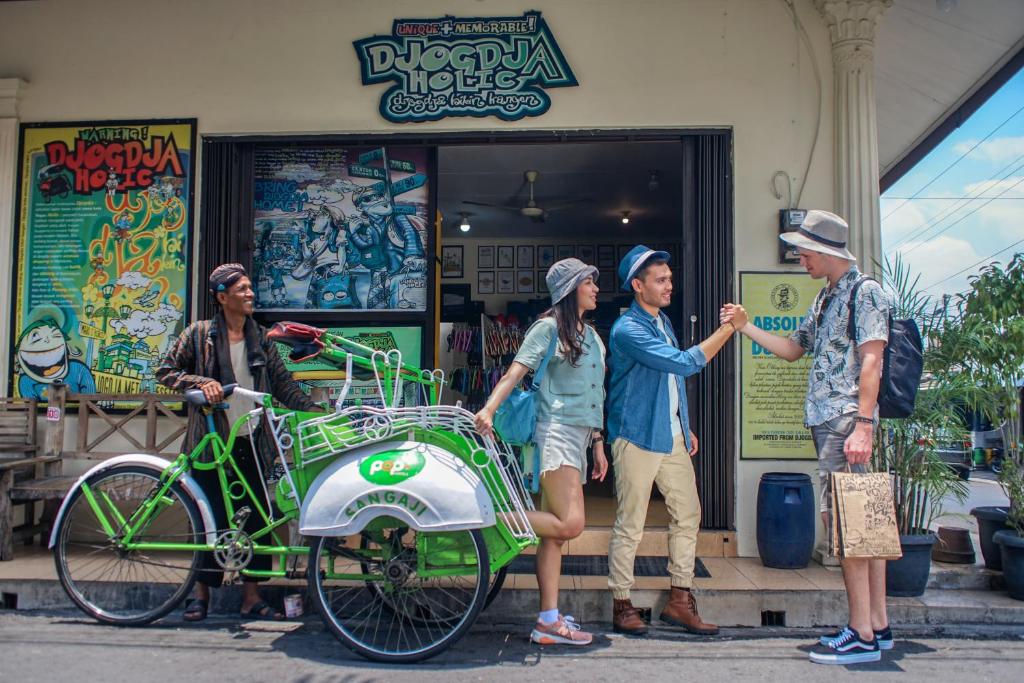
[659,587,719,635]
[612,598,649,635]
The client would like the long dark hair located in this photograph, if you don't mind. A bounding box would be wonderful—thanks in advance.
[540,294,590,367]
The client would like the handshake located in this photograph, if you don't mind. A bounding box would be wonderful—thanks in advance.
[719,303,749,332]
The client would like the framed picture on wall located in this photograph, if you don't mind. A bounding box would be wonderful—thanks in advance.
[557,244,575,260]
[478,245,495,269]
[497,245,514,268]
[537,272,549,293]
[537,245,555,269]
[441,245,464,278]
[517,270,534,294]
[576,244,595,264]
[597,244,615,268]
[497,271,514,293]
[517,245,534,269]
[478,270,495,294]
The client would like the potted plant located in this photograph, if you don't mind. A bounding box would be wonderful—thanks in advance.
[994,459,1024,599]
[936,256,1024,579]
[874,255,970,598]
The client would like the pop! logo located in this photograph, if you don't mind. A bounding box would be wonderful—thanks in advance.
[360,449,426,484]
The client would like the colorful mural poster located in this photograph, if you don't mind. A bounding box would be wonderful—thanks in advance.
[739,272,823,460]
[277,326,423,407]
[12,120,195,401]
[252,146,430,312]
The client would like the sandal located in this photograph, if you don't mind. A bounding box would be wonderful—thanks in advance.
[240,600,284,621]
[183,598,209,622]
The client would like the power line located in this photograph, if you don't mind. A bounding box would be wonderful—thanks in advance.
[922,237,1024,292]
[885,196,1024,200]
[901,174,1024,256]
[887,154,1024,249]
[881,103,1024,221]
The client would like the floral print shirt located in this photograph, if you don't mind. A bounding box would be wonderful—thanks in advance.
[789,266,890,427]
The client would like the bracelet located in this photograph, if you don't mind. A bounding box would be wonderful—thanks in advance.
[853,415,874,425]
[592,433,604,442]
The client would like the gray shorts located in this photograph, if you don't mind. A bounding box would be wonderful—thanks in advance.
[810,413,869,513]
[532,420,592,485]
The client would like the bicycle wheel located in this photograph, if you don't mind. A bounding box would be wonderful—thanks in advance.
[54,464,203,625]
[484,566,508,610]
[309,527,489,663]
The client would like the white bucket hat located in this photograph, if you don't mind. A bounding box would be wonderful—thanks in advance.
[779,209,856,261]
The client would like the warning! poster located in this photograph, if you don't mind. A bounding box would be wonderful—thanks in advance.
[12,119,195,401]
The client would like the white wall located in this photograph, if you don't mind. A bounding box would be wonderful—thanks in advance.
[0,0,838,556]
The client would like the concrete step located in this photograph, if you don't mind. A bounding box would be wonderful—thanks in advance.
[523,528,736,557]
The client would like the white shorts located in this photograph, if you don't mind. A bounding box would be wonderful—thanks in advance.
[532,420,593,485]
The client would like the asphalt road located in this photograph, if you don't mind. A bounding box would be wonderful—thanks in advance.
[933,469,1009,533]
[1,611,1022,683]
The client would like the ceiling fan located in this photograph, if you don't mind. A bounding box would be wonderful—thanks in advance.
[462,170,589,223]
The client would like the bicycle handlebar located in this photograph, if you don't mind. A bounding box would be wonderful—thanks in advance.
[183,383,269,408]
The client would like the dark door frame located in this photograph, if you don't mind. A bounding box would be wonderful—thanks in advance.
[201,128,735,530]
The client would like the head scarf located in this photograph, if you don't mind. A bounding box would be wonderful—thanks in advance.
[208,263,248,298]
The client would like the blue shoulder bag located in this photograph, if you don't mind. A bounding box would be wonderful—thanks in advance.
[493,329,558,447]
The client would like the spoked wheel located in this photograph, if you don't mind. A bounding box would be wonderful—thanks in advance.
[54,465,203,625]
[309,527,489,663]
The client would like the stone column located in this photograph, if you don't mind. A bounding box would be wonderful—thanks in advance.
[0,79,27,396]
[815,0,891,275]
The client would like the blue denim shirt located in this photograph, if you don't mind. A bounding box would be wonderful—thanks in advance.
[607,301,707,454]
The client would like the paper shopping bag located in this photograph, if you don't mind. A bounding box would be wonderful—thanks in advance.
[829,471,903,560]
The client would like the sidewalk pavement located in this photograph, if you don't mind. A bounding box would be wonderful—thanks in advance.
[3,545,1022,632]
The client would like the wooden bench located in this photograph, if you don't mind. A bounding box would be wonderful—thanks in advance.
[1,385,187,560]
[0,398,60,560]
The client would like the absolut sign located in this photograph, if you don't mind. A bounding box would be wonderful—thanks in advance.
[354,11,578,123]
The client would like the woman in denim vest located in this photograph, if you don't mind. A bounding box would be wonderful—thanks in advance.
[475,258,608,647]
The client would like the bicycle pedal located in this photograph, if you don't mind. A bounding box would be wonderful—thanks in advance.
[232,506,251,526]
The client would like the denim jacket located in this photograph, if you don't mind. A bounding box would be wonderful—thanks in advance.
[607,301,707,454]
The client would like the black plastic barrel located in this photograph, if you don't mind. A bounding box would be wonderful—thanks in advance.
[756,472,815,569]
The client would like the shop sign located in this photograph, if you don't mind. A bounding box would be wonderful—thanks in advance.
[354,11,577,123]
[739,272,822,460]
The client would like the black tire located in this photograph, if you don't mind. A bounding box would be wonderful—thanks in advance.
[309,528,489,663]
[54,464,203,626]
[991,459,1003,475]
[484,566,508,611]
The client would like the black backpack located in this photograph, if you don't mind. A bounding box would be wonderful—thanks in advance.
[847,277,923,419]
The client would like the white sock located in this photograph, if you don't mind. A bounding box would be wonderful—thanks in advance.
[538,608,559,624]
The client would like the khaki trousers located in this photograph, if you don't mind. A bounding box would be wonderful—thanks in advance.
[608,435,701,599]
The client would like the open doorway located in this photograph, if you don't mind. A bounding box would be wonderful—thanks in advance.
[436,139,690,520]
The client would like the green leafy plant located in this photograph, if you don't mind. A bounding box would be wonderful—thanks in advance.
[873,253,970,536]
[932,254,1024,535]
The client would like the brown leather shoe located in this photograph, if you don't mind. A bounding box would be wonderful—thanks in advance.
[612,598,649,635]
[659,587,719,635]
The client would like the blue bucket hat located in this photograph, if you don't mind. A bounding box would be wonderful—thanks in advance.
[618,245,670,292]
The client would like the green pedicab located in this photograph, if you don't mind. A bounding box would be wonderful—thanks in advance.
[49,322,537,663]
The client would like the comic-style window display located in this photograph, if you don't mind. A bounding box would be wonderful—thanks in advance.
[11,120,195,402]
[252,146,430,312]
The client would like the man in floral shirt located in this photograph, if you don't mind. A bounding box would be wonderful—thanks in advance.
[721,210,891,665]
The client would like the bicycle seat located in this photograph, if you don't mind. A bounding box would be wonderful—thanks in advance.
[184,382,238,408]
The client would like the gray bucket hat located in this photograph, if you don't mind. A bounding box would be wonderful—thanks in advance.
[546,258,599,305]
[779,209,856,261]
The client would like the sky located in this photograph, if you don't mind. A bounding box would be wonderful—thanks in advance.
[881,65,1024,306]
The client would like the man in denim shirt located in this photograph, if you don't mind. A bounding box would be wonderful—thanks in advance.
[607,245,744,636]
[724,210,891,665]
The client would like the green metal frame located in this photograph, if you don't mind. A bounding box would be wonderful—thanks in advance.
[74,328,532,583]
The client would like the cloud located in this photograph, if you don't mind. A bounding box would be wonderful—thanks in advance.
[952,136,1024,164]
[962,175,1024,198]
[896,236,983,299]
[276,164,324,183]
[110,306,182,338]
[116,272,152,290]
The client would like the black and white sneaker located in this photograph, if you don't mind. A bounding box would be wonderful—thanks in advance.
[809,626,881,665]
[820,625,893,651]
